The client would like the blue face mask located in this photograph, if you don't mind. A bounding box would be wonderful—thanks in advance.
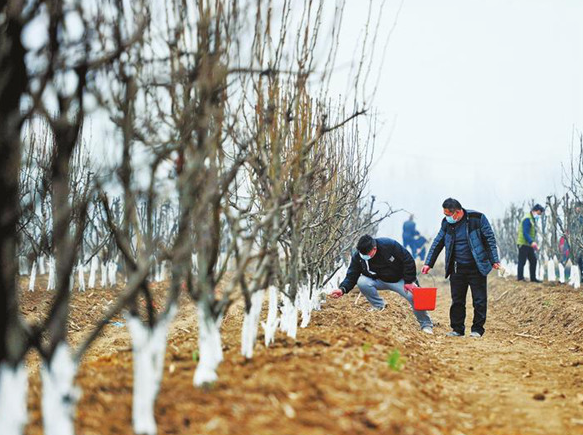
[534,214,541,221]
[445,215,457,224]
[359,252,372,261]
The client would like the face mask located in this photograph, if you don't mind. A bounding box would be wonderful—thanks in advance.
[534,214,541,221]
[445,215,457,224]
[359,252,372,261]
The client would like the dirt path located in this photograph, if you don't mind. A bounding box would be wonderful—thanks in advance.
[22,275,583,435]
[422,275,583,435]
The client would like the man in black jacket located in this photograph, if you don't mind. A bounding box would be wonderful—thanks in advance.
[422,198,500,338]
[330,235,434,334]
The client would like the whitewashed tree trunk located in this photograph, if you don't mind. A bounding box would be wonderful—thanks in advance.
[18,257,28,275]
[100,261,108,288]
[298,285,312,328]
[572,265,581,289]
[193,300,224,386]
[0,362,28,435]
[547,260,556,282]
[279,292,298,339]
[88,257,98,289]
[558,263,565,283]
[77,261,86,292]
[127,305,177,435]
[160,261,167,281]
[262,286,279,347]
[41,343,80,435]
[241,290,265,359]
[28,260,37,292]
[39,255,46,275]
[191,253,198,274]
[47,256,56,291]
[108,260,117,287]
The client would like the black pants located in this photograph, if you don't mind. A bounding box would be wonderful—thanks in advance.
[449,265,487,335]
[517,245,537,281]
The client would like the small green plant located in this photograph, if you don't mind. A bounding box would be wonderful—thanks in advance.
[192,350,199,362]
[543,300,551,307]
[362,342,372,353]
[386,349,403,371]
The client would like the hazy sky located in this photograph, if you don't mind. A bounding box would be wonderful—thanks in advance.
[329,0,583,240]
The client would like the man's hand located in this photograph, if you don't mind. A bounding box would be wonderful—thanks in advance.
[531,242,539,251]
[404,283,417,293]
[330,289,343,298]
[493,262,501,270]
[421,265,431,274]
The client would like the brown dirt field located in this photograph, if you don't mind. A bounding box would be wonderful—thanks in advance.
[19,272,583,435]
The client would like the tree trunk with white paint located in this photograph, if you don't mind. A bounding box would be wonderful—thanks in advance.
[108,259,117,287]
[77,261,85,292]
[40,343,80,435]
[241,290,265,359]
[558,263,565,283]
[87,257,98,289]
[571,265,581,289]
[298,285,312,328]
[39,255,46,275]
[279,291,298,339]
[547,259,556,282]
[18,257,28,275]
[262,286,279,347]
[101,261,108,288]
[28,261,37,292]
[47,256,56,291]
[193,300,224,387]
[127,305,177,435]
[0,362,28,435]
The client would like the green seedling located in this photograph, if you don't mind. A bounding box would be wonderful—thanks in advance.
[362,342,372,353]
[386,349,403,371]
[543,300,551,307]
[192,350,199,362]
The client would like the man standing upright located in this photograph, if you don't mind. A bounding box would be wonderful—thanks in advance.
[516,204,545,282]
[402,215,419,257]
[422,198,500,338]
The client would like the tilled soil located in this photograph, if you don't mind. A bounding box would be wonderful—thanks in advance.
[20,273,583,435]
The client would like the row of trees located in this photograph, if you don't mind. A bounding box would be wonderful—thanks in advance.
[0,1,393,434]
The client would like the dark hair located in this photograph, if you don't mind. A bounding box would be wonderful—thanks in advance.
[442,198,462,211]
[357,235,377,254]
[532,204,545,213]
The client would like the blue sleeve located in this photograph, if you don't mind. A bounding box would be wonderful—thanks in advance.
[522,219,533,244]
[425,222,446,267]
[480,215,500,263]
[339,253,362,293]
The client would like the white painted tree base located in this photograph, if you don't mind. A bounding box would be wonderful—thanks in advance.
[0,362,28,435]
[28,261,37,291]
[547,260,556,282]
[41,343,80,435]
[241,290,265,359]
[88,257,98,289]
[127,305,177,435]
[194,301,224,387]
[262,286,279,347]
[47,256,56,290]
[279,293,298,339]
[298,286,312,328]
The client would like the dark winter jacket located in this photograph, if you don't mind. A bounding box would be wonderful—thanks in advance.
[339,238,416,293]
[425,209,500,278]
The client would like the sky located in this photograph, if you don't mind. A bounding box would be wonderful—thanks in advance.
[326,0,583,240]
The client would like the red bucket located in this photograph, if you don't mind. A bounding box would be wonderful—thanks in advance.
[412,287,437,311]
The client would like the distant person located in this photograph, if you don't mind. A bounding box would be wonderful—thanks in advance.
[422,198,500,338]
[516,204,545,282]
[330,235,434,334]
[402,214,419,256]
[414,235,428,261]
[559,232,570,265]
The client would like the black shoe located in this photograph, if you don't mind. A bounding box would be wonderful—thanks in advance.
[530,279,541,283]
[517,278,525,282]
